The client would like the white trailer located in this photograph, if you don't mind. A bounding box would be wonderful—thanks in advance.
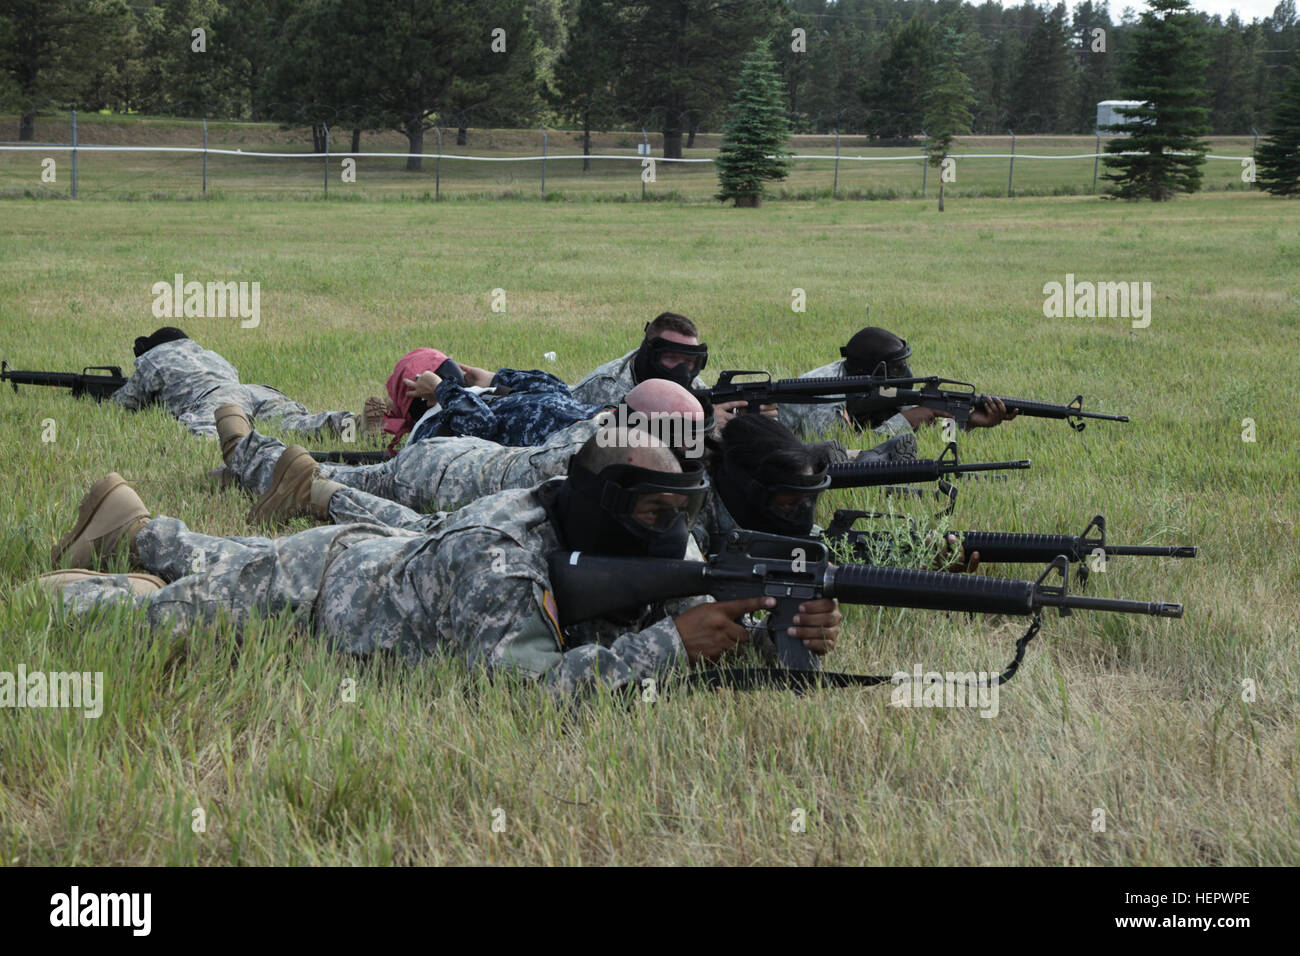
[1096,100,1149,133]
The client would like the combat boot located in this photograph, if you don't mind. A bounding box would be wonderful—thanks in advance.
[38,569,167,596]
[249,445,318,523]
[363,395,390,435]
[882,431,918,461]
[309,477,345,520]
[215,403,253,464]
[51,473,151,569]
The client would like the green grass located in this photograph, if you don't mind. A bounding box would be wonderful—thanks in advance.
[0,192,1297,865]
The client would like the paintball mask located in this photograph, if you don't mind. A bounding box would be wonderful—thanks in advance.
[557,459,709,559]
[716,456,830,539]
[840,329,913,381]
[841,328,913,428]
[632,334,709,390]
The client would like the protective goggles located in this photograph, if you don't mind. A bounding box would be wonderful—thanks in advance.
[723,459,830,521]
[646,336,709,374]
[572,461,709,530]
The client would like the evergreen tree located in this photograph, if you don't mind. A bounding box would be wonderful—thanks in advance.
[550,0,620,171]
[1102,0,1210,200]
[617,0,780,160]
[861,15,933,140]
[1011,3,1074,132]
[1072,1,1117,133]
[1256,64,1300,195]
[715,41,790,208]
[923,27,975,212]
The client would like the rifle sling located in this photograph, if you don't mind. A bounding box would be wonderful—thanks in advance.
[675,616,1043,695]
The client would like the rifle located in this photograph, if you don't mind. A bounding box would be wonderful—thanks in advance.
[849,375,1130,432]
[827,442,1030,489]
[309,449,391,465]
[548,529,1183,678]
[2,361,127,403]
[824,510,1198,585]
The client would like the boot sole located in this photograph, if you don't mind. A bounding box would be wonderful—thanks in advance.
[51,473,128,566]
[38,569,167,596]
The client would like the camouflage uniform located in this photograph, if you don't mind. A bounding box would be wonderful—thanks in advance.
[227,414,608,512]
[570,349,708,407]
[110,338,356,439]
[777,358,912,439]
[409,368,602,447]
[55,480,705,695]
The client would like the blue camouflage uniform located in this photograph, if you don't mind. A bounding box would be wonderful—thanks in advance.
[408,369,604,447]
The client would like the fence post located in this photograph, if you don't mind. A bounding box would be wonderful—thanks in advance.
[541,127,547,197]
[920,129,927,198]
[1251,127,1259,189]
[1007,128,1015,197]
[323,123,329,199]
[641,128,649,201]
[833,129,840,198]
[1092,130,1100,194]
[435,126,442,200]
[71,110,78,199]
[202,117,208,195]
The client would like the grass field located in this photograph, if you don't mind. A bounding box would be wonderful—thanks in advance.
[0,191,1297,865]
[0,113,1262,201]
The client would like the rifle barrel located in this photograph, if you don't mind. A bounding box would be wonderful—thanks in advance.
[826,457,1028,489]
[1096,544,1198,558]
[1048,594,1184,617]
[997,395,1130,422]
[953,458,1032,474]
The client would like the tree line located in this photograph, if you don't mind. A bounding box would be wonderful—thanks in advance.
[2,0,1298,163]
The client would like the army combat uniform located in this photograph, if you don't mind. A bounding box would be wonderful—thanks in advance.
[110,338,357,439]
[55,480,705,695]
[228,413,609,513]
[408,368,602,447]
[570,349,708,407]
[777,358,912,439]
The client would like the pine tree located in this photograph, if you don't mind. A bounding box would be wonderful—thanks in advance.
[715,41,790,208]
[923,29,975,212]
[1102,0,1210,200]
[1256,64,1300,195]
[861,16,933,140]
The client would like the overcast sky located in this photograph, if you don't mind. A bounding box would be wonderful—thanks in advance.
[1096,1,1288,22]
[1181,0,1287,19]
